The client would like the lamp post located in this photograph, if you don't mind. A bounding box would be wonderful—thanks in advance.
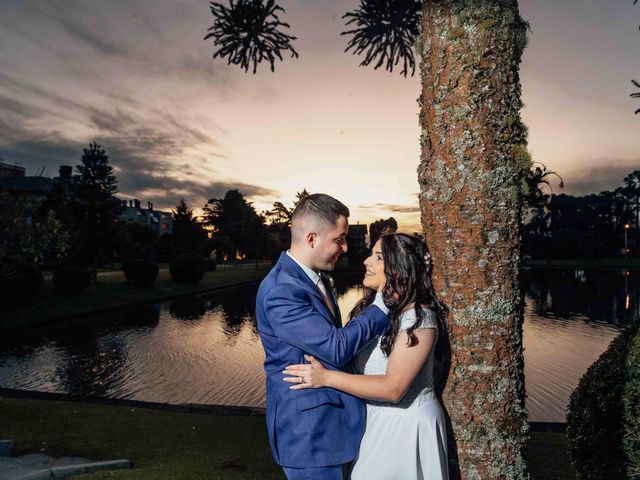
[624,224,630,259]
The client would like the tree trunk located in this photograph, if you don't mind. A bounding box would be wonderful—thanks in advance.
[418,1,529,479]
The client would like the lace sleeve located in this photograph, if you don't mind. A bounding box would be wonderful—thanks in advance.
[399,307,438,331]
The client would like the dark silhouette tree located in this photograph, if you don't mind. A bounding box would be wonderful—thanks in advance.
[171,198,208,256]
[342,0,422,77]
[368,217,398,248]
[205,0,298,73]
[74,142,120,279]
[264,200,292,226]
[203,189,267,259]
[173,198,197,224]
[523,161,564,211]
[264,188,310,227]
[624,170,640,228]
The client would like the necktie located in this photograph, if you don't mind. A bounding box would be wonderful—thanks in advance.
[316,277,336,319]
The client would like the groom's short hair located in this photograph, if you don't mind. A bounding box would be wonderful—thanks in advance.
[291,193,349,235]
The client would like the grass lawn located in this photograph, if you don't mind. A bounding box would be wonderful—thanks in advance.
[0,396,576,479]
[1,263,271,331]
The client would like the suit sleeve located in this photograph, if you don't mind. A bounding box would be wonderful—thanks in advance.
[264,283,389,367]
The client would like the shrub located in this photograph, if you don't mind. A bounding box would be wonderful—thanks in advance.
[567,326,640,479]
[204,258,217,272]
[624,331,640,478]
[169,253,205,284]
[53,266,91,294]
[0,262,44,306]
[122,259,159,286]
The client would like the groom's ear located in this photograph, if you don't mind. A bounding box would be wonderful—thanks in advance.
[305,231,317,249]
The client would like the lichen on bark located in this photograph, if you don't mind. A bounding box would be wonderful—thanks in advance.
[418,1,529,479]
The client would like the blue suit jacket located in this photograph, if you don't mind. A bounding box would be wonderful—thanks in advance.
[256,252,389,468]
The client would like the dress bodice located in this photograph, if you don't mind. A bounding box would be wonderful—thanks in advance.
[354,307,438,410]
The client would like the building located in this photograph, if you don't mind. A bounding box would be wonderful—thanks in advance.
[0,161,172,235]
[0,161,25,179]
[119,199,173,236]
[347,223,368,251]
[0,163,74,201]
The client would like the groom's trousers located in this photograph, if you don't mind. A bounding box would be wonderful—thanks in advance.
[282,464,343,480]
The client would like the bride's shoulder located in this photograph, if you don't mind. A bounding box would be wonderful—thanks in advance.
[399,305,438,330]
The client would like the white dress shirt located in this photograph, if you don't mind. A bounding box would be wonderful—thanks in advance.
[286,251,389,315]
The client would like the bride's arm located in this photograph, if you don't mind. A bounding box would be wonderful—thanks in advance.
[283,328,436,403]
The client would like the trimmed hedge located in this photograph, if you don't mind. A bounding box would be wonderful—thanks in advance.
[169,253,205,284]
[0,262,44,306]
[122,259,159,286]
[204,258,217,272]
[567,325,640,479]
[624,331,640,478]
[53,266,92,294]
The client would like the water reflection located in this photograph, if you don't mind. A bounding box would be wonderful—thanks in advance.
[521,268,639,326]
[0,269,636,422]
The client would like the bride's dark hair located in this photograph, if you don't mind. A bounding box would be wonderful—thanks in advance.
[349,233,448,356]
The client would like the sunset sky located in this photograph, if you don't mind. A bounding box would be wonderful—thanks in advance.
[1,0,639,232]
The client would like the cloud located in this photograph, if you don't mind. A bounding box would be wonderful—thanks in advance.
[40,4,129,57]
[560,161,640,196]
[0,76,275,210]
[357,203,421,214]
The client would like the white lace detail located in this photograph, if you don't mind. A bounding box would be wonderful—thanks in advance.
[354,308,438,412]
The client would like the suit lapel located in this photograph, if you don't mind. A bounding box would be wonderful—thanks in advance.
[277,252,337,326]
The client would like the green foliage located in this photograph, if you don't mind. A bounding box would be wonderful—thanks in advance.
[169,253,206,284]
[624,331,640,478]
[122,259,159,286]
[567,326,640,479]
[0,262,44,307]
[0,192,71,266]
[53,266,92,295]
[114,223,159,261]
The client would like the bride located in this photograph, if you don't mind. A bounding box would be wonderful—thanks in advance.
[284,233,449,479]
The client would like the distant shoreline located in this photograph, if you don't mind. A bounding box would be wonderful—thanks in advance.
[523,258,640,269]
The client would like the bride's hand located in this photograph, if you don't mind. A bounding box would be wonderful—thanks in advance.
[283,355,328,390]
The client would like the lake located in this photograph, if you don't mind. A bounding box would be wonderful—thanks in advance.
[0,268,637,422]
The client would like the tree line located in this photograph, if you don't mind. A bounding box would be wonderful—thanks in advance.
[0,143,400,274]
[523,170,640,259]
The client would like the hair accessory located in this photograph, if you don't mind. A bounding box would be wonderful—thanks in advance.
[423,252,433,270]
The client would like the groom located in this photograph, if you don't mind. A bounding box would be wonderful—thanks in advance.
[256,193,389,480]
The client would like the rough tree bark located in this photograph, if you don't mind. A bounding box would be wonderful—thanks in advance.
[417,1,530,479]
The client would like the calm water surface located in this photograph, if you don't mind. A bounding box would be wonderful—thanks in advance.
[0,269,637,422]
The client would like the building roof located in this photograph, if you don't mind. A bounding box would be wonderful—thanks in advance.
[348,224,367,235]
[0,176,56,195]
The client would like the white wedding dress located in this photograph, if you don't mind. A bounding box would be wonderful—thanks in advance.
[349,308,448,480]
